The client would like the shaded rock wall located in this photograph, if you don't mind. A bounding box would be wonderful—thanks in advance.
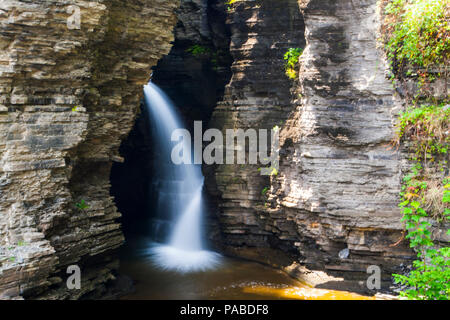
[110,0,232,238]
[205,0,305,249]
[0,0,431,299]
[152,0,232,126]
[205,0,416,292]
[0,0,178,299]
[275,0,413,284]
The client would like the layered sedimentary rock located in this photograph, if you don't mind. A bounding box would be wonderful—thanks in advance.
[206,0,416,292]
[0,0,178,299]
[274,0,413,284]
[110,0,232,234]
[205,0,305,251]
[152,0,232,124]
[0,0,441,300]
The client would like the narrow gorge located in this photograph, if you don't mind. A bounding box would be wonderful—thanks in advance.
[0,0,448,300]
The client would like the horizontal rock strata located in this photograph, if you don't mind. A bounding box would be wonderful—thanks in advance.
[0,0,178,299]
[206,0,416,293]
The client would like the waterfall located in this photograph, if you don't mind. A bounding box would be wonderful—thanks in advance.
[143,82,221,273]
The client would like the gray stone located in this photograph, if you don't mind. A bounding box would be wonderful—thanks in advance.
[0,0,179,299]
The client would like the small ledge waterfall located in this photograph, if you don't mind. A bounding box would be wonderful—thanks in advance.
[144,82,221,273]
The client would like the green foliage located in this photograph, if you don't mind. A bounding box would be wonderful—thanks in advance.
[261,186,269,196]
[75,199,90,211]
[382,0,449,102]
[393,102,449,299]
[72,106,79,112]
[283,48,303,80]
[384,0,449,68]
[257,166,278,176]
[395,103,449,162]
[444,180,450,205]
[186,45,219,70]
[393,248,450,300]
[225,0,237,10]
[443,179,450,219]
[186,45,212,57]
[269,167,278,176]
[395,167,450,299]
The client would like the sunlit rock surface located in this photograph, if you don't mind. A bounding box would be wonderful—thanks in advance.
[204,0,415,293]
[1,0,445,300]
[0,0,179,299]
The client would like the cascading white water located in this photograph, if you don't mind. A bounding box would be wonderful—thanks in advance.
[143,82,221,273]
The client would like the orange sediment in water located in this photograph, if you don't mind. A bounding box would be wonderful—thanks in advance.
[242,285,375,300]
[120,242,380,300]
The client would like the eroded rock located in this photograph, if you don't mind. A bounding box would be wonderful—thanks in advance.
[0,0,179,299]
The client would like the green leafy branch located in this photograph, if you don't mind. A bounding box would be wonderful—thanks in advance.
[75,199,90,211]
[283,48,303,80]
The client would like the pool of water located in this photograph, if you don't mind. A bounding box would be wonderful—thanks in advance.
[119,238,373,300]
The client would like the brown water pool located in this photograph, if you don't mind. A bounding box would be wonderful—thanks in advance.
[119,240,373,300]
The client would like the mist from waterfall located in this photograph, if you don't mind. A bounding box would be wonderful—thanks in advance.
[143,82,221,273]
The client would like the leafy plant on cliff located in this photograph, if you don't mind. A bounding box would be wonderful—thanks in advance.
[17,241,27,247]
[382,0,450,300]
[394,247,450,299]
[384,0,449,68]
[381,0,449,102]
[75,199,90,211]
[394,173,450,300]
[284,48,303,80]
[225,0,237,10]
[186,45,212,57]
[395,104,449,163]
[186,45,219,71]
[392,108,450,299]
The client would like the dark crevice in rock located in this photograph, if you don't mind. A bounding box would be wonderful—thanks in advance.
[110,0,233,242]
[204,0,306,266]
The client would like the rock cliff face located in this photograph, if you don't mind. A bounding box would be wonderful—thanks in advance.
[0,0,178,299]
[205,0,415,292]
[205,0,305,247]
[110,0,232,236]
[152,0,232,125]
[1,0,435,299]
[275,0,414,285]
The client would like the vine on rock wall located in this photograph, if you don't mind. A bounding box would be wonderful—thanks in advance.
[284,48,303,80]
[380,0,449,300]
